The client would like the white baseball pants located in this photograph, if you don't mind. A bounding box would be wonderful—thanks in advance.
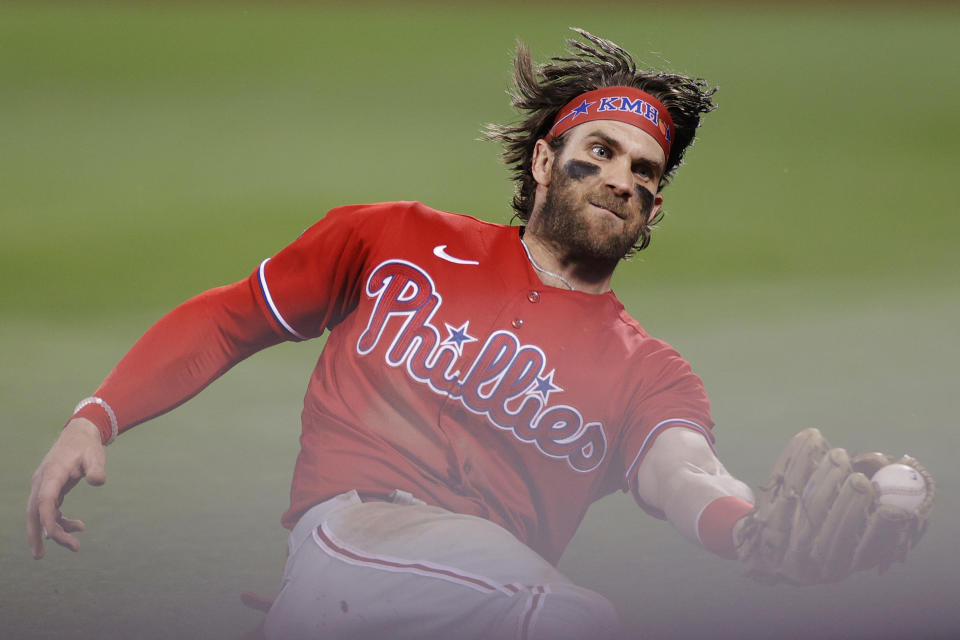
[263,490,620,640]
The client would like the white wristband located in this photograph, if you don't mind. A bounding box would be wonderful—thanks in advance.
[73,396,119,445]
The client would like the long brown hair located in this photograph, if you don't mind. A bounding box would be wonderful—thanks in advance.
[485,28,717,234]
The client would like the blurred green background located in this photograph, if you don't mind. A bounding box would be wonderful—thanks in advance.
[2,2,957,638]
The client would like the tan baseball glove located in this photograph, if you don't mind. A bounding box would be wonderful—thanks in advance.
[736,428,934,585]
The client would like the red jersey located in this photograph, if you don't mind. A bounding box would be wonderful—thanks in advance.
[252,202,714,564]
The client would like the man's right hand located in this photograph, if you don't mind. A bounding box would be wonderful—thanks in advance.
[26,418,107,559]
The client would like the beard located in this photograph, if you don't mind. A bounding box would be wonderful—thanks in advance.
[533,161,654,263]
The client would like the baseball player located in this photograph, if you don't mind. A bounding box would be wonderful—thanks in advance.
[26,29,932,640]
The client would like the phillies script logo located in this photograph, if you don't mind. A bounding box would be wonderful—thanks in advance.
[356,260,606,473]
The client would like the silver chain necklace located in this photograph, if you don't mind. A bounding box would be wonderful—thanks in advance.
[520,239,576,291]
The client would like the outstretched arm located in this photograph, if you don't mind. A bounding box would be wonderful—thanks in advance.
[26,276,283,559]
[634,428,754,556]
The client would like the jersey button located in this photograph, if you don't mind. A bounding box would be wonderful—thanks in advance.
[527,291,540,303]
[511,317,523,329]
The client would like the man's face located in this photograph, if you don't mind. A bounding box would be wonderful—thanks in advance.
[531,120,665,262]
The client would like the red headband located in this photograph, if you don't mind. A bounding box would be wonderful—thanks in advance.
[544,86,674,158]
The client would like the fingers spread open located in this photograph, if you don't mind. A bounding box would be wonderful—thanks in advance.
[35,467,81,552]
[27,422,108,559]
[58,516,87,534]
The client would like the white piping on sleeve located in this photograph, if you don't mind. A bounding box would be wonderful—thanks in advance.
[624,418,716,487]
[258,258,307,340]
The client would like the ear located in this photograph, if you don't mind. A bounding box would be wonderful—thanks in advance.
[531,139,555,188]
[651,192,664,219]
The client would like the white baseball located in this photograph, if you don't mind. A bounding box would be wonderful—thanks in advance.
[871,463,926,511]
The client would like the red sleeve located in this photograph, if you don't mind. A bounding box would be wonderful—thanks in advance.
[618,340,716,517]
[71,276,283,445]
[252,204,388,341]
[71,203,391,444]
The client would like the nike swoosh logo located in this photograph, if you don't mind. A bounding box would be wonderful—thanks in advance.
[433,245,479,266]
